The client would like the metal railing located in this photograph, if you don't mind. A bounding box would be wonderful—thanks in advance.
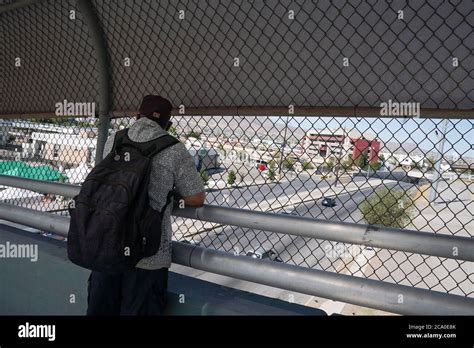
[0,201,472,315]
[2,175,473,262]
[0,177,473,315]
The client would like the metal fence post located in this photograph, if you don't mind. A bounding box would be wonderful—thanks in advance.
[429,119,449,203]
[76,0,111,164]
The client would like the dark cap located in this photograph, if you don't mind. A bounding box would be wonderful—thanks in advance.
[139,95,173,118]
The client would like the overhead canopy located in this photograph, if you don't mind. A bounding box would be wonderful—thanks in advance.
[0,0,472,117]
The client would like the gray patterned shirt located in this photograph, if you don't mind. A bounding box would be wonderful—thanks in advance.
[103,117,204,269]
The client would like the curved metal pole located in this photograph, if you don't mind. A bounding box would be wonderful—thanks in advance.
[76,0,111,164]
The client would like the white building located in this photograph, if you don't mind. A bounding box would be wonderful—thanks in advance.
[22,131,96,166]
[301,127,378,163]
[184,138,220,170]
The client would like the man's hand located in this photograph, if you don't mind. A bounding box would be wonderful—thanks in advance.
[181,191,205,207]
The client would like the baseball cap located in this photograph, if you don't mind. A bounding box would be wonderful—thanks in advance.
[138,95,173,128]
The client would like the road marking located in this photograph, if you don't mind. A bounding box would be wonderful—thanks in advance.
[304,296,315,306]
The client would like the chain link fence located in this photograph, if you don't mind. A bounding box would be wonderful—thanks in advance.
[0,0,472,298]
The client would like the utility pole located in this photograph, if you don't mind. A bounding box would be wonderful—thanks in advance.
[278,116,290,181]
[429,119,449,203]
[366,142,372,180]
[334,127,347,187]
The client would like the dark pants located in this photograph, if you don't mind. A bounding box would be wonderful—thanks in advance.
[87,267,168,316]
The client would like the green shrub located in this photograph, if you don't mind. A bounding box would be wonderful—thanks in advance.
[227,170,236,185]
[360,188,414,228]
[267,168,277,182]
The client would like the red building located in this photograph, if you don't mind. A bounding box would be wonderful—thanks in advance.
[301,128,380,163]
[352,138,380,163]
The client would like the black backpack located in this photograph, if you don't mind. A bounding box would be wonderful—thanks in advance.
[67,128,179,273]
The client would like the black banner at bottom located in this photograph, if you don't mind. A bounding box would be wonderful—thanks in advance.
[0,316,472,346]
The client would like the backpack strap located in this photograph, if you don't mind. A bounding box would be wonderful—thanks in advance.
[140,133,180,158]
[112,129,179,158]
[111,129,128,154]
[160,190,175,215]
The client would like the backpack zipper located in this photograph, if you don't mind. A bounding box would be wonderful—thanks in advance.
[75,200,122,226]
[83,176,131,205]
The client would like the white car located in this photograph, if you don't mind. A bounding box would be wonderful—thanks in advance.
[246,248,283,262]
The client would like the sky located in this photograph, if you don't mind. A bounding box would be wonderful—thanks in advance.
[271,116,473,159]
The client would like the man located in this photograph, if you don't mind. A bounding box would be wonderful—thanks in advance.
[87,95,205,315]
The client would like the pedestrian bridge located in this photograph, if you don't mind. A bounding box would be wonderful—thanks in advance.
[1,0,473,316]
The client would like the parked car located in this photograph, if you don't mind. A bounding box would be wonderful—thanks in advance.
[321,197,337,207]
[246,248,283,262]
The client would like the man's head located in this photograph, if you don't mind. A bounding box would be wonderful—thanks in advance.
[138,95,173,129]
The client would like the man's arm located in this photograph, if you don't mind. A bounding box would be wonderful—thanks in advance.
[173,144,206,207]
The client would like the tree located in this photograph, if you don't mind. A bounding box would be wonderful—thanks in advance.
[370,161,382,171]
[187,131,201,139]
[199,168,209,186]
[325,157,336,172]
[31,118,95,127]
[168,124,178,137]
[360,188,414,228]
[282,157,295,171]
[227,170,236,185]
[267,159,277,169]
[267,167,277,182]
[301,161,314,170]
[342,154,354,171]
[354,150,369,169]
